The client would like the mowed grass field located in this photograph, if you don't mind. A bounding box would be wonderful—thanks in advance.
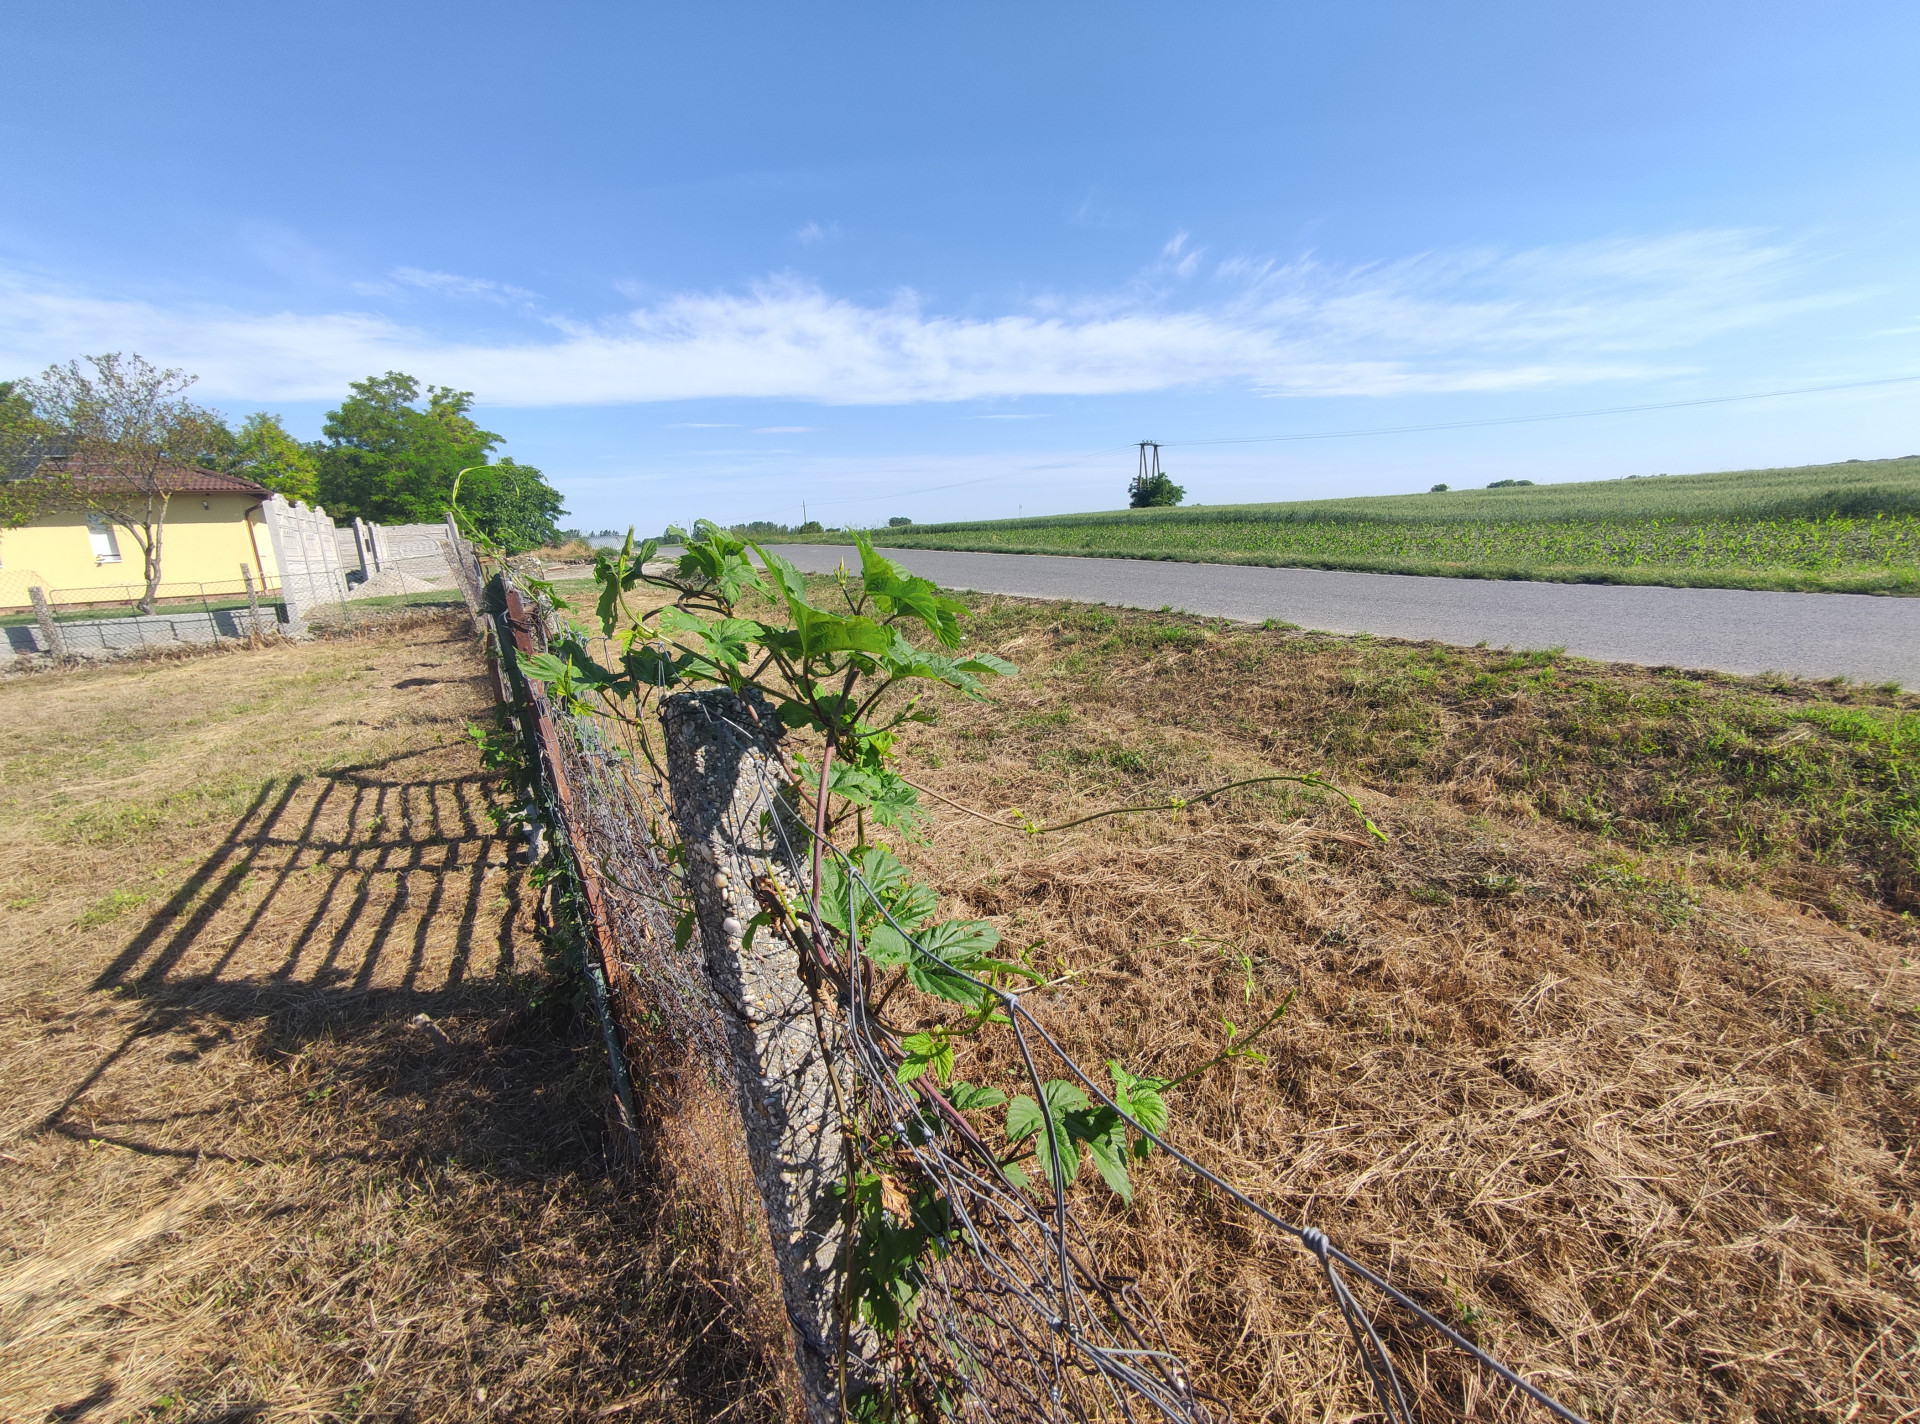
[0,619,792,1424]
[861,593,1919,1420]
[12,579,1918,1421]
[826,456,1920,594]
[543,565,1920,1420]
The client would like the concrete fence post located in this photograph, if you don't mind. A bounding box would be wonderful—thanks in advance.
[241,564,267,641]
[260,496,306,635]
[661,688,855,1424]
[28,586,66,660]
[352,517,373,581]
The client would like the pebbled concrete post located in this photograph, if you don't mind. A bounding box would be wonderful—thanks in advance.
[28,587,66,660]
[240,565,268,641]
[661,687,851,1424]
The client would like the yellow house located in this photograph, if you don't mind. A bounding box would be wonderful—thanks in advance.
[0,463,281,611]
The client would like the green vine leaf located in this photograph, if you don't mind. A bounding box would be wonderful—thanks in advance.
[945,1081,1007,1111]
[1006,1079,1089,1189]
[897,1030,955,1086]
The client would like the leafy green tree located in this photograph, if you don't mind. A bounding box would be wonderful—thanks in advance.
[317,372,495,522]
[218,412,320,503]
[452,456,565,551]
[21,353,224,610]
[0,379,69,528]
[315,373,566,548]
[1127,470,1185,508]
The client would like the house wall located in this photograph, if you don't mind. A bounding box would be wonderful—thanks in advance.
[0,494,279,609]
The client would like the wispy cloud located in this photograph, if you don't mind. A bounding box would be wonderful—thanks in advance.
[0,230,1851,406]
[795,221,840,246]
[355,266,540,305]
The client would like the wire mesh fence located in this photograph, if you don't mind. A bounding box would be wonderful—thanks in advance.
[2,575,284,656]
[475,550,1592,1424]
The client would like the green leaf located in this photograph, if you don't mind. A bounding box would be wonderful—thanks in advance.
[1068,1106,1134,1203]
[517,650,572,685]
[864,922,912,967]
[1109,1061,1170,1139]
[915,917,1001,968]
[674,522,766,605]
[945,1081,1008,1112]
[856,533,968,648]
[906,957,987,1007]
[592,533,655,635]
[1006,1079,1089,1189]
[750,542,810,606]
[896,1030,954,1086]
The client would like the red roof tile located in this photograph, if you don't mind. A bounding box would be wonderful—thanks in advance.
[39,458,274,499]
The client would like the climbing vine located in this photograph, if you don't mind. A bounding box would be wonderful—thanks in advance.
[515,522,1376,1356]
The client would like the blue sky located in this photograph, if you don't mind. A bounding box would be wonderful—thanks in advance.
[3,2,1917,529]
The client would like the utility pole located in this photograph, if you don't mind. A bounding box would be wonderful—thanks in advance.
[1130,441,1163,506]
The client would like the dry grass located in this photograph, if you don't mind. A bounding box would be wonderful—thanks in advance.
[0,615,793,1424]
[853,597,1920,1422]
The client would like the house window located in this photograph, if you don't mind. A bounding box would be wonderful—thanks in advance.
[86,516,122,564]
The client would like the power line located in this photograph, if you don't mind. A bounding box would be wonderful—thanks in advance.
[805,371,1919,510]
[808,443,1136,506]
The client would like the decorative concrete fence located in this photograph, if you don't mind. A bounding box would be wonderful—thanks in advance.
[260,494,350,633]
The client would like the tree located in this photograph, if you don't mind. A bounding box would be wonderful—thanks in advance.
[317,372,564,549]
[1127,470,1185,508]
[453,457,565,551]
[215,412,320,502]
[20,354,224,611]
[0,379,70,529]
[888,515,913,527]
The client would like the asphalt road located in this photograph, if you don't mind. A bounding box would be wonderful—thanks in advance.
[773,545,1920,687]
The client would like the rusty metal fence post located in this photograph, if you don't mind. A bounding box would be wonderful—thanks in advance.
[494,578,640,1144]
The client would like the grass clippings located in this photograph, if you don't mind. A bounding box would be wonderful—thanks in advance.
[0,615,793,1424]
[866,595,1920,1421]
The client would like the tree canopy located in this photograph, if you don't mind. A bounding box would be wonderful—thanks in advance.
[0,378,68,527]
[208,411,320,503]
[315,372,564,549]
[16,353,228,608]
[1127,470,1186,508]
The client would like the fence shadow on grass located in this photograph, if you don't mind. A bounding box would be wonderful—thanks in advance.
[28,741,788,1422]
[47,743,535,1166]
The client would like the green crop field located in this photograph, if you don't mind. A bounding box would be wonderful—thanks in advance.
[792,457,1920,594]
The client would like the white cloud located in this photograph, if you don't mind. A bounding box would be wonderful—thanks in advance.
[795,221,839,245]
[0,230,1852,407]
[389,267,539,304]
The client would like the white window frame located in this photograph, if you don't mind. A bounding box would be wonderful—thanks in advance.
[86,515,123,564]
